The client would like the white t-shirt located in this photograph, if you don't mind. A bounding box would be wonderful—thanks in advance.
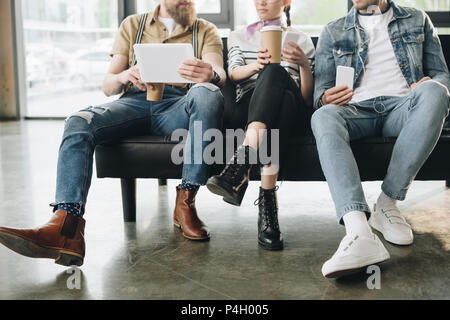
[159,16,178,36]
[352,8,411,103]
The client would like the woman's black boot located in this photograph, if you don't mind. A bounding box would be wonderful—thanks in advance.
[255,187,284,250]
[206,145,257,206]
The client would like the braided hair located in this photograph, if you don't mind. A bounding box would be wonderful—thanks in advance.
[284,5,291,26]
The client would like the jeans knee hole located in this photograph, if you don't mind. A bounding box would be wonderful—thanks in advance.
[68,111,94,124]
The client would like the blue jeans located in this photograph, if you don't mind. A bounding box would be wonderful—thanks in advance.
[311,81,450,224]
[55,84,224,206]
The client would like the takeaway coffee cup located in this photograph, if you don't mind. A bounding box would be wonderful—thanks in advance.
[261,26,283,64]
[146,83,165,102]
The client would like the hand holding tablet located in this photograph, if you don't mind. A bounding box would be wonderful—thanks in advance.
[178,58,215,84]
[134,43,196,101]
[133,43,218,101]
[134,43,195,84]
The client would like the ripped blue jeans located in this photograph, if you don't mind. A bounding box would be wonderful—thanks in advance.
[311,80,449,224]
[55,84,224,207]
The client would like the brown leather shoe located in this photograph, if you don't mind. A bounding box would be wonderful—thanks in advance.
[0,210,85,266]
[173,185,210,241]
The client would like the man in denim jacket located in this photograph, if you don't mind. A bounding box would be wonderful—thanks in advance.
[312,0,450,278]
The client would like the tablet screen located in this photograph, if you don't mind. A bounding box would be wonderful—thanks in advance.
[134,43,195,83]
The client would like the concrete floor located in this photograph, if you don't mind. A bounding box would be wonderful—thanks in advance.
[0,120,449,300]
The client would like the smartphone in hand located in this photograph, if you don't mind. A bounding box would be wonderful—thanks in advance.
[282,31,301,49]
[336,66,355,89]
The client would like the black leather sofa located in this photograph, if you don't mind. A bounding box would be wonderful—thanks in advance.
[95,35,450,222]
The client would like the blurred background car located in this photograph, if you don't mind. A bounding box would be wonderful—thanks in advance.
[26,44,70,89]
[67,49,111,89]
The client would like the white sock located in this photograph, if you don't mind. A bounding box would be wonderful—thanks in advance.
[343,211,373,237]
[377,191,397,209]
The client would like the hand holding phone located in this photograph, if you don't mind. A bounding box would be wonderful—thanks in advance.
[282,31,301,49]
[336,66,355,89]
[322,85,354,106]
[320,66,355,106]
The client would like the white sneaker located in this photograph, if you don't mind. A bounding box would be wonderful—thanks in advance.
[322,233,390,278]
[370,203,414,245]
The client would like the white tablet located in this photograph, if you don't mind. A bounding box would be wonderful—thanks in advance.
[133,43,195,83]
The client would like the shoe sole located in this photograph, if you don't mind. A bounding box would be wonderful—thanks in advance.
[173,221,210,241]
[324,254,390,279]
[206,178,243,207]
[0,230,84,266]
[258,240,284,251]
[222,196,242,206]
[370,208,414,246]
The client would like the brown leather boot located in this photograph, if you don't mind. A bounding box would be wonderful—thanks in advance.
[173,185,210,241]
[0,210,85,266]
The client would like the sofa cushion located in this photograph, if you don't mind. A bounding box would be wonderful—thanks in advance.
[96,133,450,181]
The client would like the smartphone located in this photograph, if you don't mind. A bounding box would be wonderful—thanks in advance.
[282,31,302,50]
[336,66,355,89]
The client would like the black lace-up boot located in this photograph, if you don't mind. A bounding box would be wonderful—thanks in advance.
[206,145,258,206]
[255,187,283,250]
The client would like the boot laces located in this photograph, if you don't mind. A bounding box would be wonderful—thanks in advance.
[221,153,249,181]
[254,186,280,230]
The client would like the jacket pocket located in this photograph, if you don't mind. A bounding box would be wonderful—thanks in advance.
[332,40,355,66]
[402,29,425,44]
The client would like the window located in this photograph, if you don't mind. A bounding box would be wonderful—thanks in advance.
[235,0,349,36]
[396,0,450,32]
[348,0,450,32]
[395,0,449,11]
[14,0,450,118]
[137,0,232,28]
[137,0,221,14]
[21,0,118,117]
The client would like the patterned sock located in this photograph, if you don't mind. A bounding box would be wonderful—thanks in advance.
[181,180,200,192]
[55,203,85,218]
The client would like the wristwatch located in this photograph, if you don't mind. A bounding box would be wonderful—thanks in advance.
[210,70,221,86]
[318,93,325,108]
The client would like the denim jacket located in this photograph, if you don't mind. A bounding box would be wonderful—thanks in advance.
[314,0,450,109]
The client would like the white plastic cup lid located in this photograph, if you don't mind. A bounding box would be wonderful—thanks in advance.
[261,26,283,32]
